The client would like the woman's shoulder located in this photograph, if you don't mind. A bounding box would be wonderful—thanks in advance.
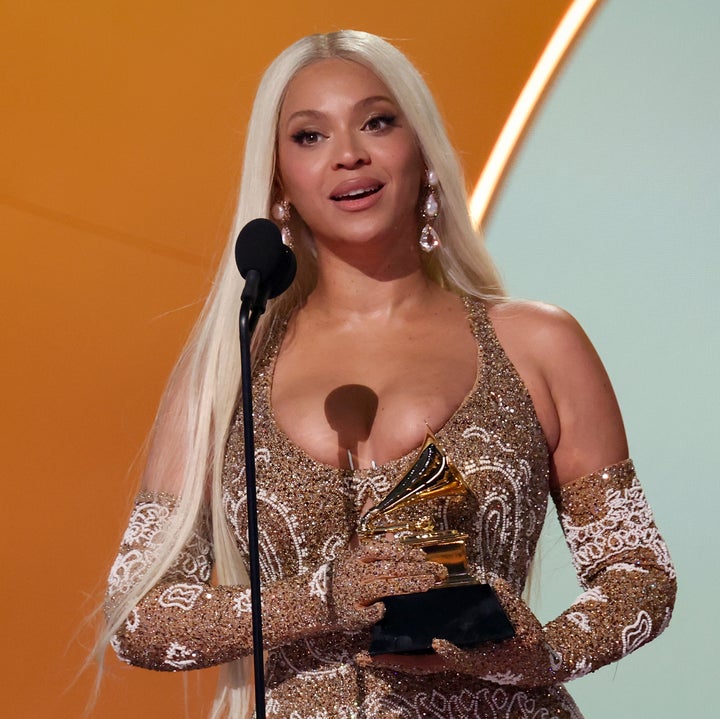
[486,297,575,322]
[484,298,613,415]
[485,298,590,360]
[485,298,627,475]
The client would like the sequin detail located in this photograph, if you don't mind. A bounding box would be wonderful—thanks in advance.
[557,462,676,582]
[220,298,583,716]
[544,460,677,681]
[107,490,361,672]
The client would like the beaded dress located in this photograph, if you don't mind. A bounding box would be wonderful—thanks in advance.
[226,296,582,718]
[109,298,676,719]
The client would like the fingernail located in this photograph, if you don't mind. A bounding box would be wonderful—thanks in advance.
[355,651,372,667]
[432,562,448,578]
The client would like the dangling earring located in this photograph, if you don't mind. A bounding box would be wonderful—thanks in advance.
[272,199,293,247]
[419,169,440,252]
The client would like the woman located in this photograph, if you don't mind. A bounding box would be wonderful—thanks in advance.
[103,30,676,719]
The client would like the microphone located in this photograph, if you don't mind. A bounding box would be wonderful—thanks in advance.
[235,218,296,310]
[234,218,297,718]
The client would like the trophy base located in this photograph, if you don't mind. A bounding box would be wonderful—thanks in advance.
[369,583,515,656]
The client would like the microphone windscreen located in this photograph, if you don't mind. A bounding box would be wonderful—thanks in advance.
[234,218,283,282]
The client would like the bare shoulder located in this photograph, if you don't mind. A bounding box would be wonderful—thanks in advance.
[486,299,628,484]
[486,299,592,367]
[486,298,564,323]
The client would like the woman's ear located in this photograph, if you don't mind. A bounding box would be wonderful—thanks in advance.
[272,186,291,208]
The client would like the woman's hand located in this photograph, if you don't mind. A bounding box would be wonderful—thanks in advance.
[355,648,450,674]
[430,578,556,686]
[330,539,447,633]
[354,578,556,684]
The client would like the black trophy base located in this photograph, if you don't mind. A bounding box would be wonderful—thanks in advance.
[369,583,515,655]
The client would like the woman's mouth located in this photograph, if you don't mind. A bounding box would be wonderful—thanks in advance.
[330,184,384,202]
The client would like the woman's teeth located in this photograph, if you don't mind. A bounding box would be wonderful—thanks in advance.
[332,186,381,201]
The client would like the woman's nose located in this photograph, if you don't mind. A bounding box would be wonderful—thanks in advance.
[332,132,370,170]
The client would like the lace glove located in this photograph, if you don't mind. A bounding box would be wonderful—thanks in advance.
[431,460,676,686]
[107,492,445,671]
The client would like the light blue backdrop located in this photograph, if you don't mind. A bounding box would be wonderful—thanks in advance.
[485,1,719,716]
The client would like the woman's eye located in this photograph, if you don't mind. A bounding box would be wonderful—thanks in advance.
[291,130,323,146]
[363,114,397,132]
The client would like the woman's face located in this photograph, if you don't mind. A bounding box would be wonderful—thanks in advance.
[276,58,424,251]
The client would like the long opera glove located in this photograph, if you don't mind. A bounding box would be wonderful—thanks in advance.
[106,492,442,671]
[330,541,446,632]
[433,459,677,686]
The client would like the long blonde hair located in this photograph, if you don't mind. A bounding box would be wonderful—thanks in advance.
[101,30,505,718]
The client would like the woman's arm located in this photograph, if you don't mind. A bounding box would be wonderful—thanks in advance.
[364,302,676,683]
[106,491,444,671]
[435,303,675,683]
[106,490,340,670]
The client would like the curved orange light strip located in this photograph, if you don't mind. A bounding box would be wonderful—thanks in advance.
[470,0,603,228]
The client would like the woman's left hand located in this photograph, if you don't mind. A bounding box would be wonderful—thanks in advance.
[355,578,557,685]
[355,648,450,675]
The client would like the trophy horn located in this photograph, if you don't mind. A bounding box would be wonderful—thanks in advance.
[358,431,468,536]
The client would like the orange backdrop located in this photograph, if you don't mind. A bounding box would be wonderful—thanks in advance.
[0,2,575,716]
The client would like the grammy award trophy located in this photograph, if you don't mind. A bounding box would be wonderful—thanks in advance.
[358,433,515,655]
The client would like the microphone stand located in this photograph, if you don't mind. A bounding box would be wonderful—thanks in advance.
[238,270,270,719]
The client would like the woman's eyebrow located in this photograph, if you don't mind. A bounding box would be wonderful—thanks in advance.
[285,109,326,125]
[356,94,396,109]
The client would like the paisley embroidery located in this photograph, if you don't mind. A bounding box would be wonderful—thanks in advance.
[232,588,252,615]
[164,641,198,669]
[622,611,653,655]
[309,562,332,603]
[566,612,591,633]
[158,583,205,610]
[561,476,676,583]
[371,685,582,719]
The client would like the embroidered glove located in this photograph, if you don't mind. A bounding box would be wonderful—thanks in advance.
[429,578,556,685]
[542,459,676,680]
[355,577,547,678]
[330,541,447,632]
[431,460,676,686]
[107,492,446,671]
[105,491,340,670]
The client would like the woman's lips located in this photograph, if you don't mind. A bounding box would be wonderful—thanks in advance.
[330,184,383,201]
[329,180,385,210]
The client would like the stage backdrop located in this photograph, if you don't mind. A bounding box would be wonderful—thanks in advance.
[2,1,714,717]
[486,2,719,717]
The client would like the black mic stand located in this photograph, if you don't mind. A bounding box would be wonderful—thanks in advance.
[238,269,271,719]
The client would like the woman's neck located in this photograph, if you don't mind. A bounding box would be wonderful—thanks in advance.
[305,239,439,323]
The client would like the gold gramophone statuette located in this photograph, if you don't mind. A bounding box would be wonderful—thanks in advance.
[358,431,516,655]
[358,431,475,587]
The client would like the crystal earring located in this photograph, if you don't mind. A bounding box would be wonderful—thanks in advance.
[271,199,293,247]
[419,169,440,252]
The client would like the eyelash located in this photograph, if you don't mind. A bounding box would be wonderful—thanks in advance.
[290,114,398,146]
[290,130,324,146]
[363,114,397,132]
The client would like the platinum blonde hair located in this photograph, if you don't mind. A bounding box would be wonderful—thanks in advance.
[100,30,505,718]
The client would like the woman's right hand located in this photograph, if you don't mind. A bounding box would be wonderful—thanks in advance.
[330,539,447,633]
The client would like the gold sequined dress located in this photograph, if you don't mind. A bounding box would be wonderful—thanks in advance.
[109,297,676,719]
